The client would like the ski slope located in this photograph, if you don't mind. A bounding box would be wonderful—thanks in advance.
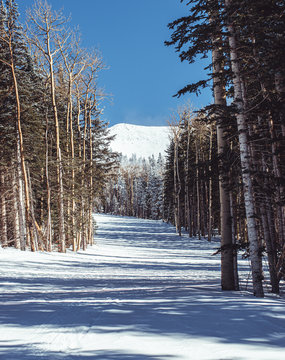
[0,214,285,360]
[109,123,171,159]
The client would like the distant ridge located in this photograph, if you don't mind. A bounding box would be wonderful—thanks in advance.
[109,123,171,159]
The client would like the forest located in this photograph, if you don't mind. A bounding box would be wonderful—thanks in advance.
[0,0,117,253]
[0,0,284,299]
[102,0,285,298]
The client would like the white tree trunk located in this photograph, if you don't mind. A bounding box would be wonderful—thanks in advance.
[47,37,66,253]
[225,0,264,297]
[16,142,26,250]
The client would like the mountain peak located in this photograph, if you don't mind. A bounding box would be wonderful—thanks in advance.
[109,123,171,159]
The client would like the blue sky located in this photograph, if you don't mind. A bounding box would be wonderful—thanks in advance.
[18,0,212,126]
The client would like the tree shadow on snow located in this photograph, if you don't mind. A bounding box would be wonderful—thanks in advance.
[1,214,285,359]
[1,274,285,349]
[0,344,176,360]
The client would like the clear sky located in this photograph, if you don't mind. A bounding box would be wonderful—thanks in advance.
[18,0,212,127]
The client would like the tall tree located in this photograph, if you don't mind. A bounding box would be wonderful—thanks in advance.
[26,0,70,252]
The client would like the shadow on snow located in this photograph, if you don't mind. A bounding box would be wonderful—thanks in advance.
[0,214,284,359]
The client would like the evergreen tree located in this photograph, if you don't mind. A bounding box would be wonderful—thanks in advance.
[165,0,285,296]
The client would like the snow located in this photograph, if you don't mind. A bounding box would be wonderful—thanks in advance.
[1,214,285,360]
[109,123,171,159]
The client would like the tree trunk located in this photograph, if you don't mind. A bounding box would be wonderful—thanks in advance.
[88,107,93,246]
[185,122,191,236]
[45,112,52,252]
[225,0,264,297]
[12,169,21,249]
[173,136,181,236]
[195,139,201,240]
[9,40,36,251]
[46,33,66,252]
[210,19,235,290]
[208,125,213,242]
[0,172,8,248]
[16,145,26,250]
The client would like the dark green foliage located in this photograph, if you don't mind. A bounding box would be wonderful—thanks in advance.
[166,0,285,292]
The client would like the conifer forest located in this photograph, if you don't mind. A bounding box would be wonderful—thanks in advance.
[1,0,285,301]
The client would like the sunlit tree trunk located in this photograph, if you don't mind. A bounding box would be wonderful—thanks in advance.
[27,1,68,252]
[9,38,37,251]
[225,0,263,297]
[46,31,65,253]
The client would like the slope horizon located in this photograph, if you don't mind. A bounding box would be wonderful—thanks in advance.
[109,122,172,159]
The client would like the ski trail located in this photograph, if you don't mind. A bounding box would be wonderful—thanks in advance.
[0,214,285,360]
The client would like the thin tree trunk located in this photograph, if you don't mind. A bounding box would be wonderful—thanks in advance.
[229,190,239,290]
[260,202,279,293]
[211,21,235,290]
[195,139,201,240]
[9,41,36,251]
[16,145,26,250]
[184,121,190,234]
[225,0,264,297]
[0,172,8,248]
[88,108,93,245]
[45,112,52,252]
[46,33,66,252]
[26,166,40,251]
[45,30,65,252]
[208,125,213,241]
[173,137,181,236]
[12,169,21,249]
[69,78,76,251]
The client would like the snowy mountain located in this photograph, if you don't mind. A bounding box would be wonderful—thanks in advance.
[109,123,171,159]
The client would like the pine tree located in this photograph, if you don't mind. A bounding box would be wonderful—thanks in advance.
[165,0,285,295]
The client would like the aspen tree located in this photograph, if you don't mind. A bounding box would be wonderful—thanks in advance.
[26,0,69,252]
[169,121,182,236]
[57,30,86,250]
[225,0,264,297]
[185,118,192,236]
[0,0,39,250]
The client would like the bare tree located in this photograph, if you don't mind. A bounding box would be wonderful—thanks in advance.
[26,0,70,252]
[0,0,38,250]
[169,114,183,236]
[56,29,86,250]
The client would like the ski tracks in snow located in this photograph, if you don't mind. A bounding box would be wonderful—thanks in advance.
[0,214,285,359]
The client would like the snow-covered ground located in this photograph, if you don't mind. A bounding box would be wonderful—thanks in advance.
[109,123,171,159]
[0,214,285,360]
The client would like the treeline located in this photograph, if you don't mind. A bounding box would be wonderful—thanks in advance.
[0,0,117,252]
[165,0,285,297]
[101,154,164,220]
[163,112,219,241]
